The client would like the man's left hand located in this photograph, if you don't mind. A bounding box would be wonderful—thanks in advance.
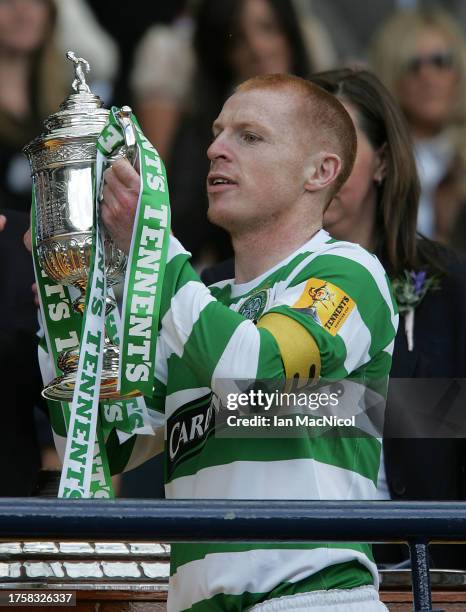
[101,158,140,254]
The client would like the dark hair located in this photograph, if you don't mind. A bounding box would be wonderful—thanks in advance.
[310,68,443,277]
[192,0,312,115]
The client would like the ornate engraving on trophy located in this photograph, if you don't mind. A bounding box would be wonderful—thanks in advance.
[31,141,96,173]
[40,175,68,238]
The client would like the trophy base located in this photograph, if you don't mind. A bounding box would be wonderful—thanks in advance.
[42,371,142,402]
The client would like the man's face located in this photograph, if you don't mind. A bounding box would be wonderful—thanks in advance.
[206,88,313,235]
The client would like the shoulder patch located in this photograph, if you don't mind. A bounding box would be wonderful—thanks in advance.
[293,277,355,336]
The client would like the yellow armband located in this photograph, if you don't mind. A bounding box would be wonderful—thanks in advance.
[257,312,321,391]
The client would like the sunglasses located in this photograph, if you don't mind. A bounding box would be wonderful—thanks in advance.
[405,50,455,74]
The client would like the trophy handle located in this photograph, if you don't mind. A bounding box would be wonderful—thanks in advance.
[115,106,138,167]
[97,106,137,203]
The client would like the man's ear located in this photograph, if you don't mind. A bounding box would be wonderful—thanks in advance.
[304,152,342,193]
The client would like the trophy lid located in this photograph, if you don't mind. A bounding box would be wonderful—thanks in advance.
[44,51,110,137]
[25,51,109,152]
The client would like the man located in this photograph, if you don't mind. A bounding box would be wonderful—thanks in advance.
[102,74,396,611]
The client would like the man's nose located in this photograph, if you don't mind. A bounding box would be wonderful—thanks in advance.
[207,132,231,162]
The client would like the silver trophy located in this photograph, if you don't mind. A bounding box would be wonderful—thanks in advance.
[24,52,138,402]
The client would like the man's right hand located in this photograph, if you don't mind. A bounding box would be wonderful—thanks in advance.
[101,158,140,254]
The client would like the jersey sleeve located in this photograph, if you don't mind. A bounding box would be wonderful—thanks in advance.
[264,249,398,380]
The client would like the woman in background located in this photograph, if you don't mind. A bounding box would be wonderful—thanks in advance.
[371,8,466,254]
[0,0,67,214]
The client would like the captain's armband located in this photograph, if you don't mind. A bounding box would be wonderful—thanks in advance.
[257,312,320,391]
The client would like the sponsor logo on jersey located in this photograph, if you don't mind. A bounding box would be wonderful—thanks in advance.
[166,393,219,478]
[292,278,355,336]
[238,290,268,322]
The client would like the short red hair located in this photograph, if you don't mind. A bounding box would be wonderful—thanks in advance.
[236,74,357,199]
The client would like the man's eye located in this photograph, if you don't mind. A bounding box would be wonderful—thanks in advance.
[242,132,261,144]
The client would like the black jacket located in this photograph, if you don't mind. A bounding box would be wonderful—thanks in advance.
[0,208,43,495]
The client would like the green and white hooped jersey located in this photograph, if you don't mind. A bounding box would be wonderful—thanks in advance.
[155,229,398,612]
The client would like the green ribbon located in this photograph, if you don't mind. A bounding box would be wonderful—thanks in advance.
[32,195,79,446]
[97,109,171,397]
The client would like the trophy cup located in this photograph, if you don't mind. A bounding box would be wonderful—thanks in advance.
[24,52,138,402]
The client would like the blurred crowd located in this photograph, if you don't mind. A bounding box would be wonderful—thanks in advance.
[2,0,466,258]
[0,0,465,570]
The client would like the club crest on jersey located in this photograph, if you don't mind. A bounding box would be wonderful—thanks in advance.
[238,290,268,322]
[293,278,355,336]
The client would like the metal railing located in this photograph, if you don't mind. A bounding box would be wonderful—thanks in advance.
[0,499,465,612]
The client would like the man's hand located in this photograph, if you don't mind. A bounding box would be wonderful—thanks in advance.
[101,158,140,254]
[0,214,6,232]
